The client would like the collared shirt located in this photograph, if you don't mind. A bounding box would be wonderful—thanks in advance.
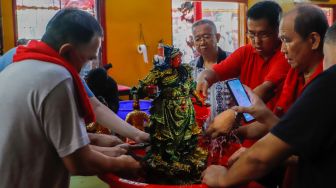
[195,47,228,69]
[274,62,323,117]
[213,44,290,110]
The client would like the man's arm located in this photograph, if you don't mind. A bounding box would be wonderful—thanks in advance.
[88,145,127,157]
[237,121,272,139]
[196,69,220,97]
[202,133,292,187]
[253,81,275,103]
[42,79,140,176]
[90,97,149,143]
[62,145,140,176]
[206,87,279,138]
[88,133,123,147]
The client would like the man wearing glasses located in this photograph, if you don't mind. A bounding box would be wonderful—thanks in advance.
[196,1,290,127]
[196,2,290,186]
[191,19,231,120]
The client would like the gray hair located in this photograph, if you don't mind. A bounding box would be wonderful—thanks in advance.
[192,19,217,34]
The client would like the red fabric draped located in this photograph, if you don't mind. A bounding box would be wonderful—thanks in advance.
[13,40,95,124]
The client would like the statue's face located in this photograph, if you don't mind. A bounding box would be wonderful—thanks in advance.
[171,54,182,68]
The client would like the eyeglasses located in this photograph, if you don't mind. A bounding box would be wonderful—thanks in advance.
[194,34,215,42]
[246,31,274,40]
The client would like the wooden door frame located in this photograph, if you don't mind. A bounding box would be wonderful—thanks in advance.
[0,0,3,55]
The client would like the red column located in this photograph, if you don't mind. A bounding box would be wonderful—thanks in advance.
[194,1,202,21]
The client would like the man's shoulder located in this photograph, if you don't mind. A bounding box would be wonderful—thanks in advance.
[309,65,336,88]
[0,47,17,60]
[21,60,70,77]
[217,47,229,62]
[238,44,254,51]
[323,64,336,75]
[229,44,255,57]
[9,60,72,87]
[270,48,287,62]
[0,48,17,66]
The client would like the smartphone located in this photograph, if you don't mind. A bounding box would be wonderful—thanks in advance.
[226,78,255,123]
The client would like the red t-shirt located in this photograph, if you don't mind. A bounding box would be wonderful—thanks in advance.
[213,44,290,110]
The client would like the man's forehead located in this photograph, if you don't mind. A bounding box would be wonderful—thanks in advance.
[247,18,273,31]
[280,11,297,29]
[279,16,295,34]
[193,24,214,33]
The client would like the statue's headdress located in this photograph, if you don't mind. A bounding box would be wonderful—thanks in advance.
[154,45,181,70]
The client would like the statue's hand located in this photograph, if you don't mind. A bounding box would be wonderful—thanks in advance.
[145,85,158,98]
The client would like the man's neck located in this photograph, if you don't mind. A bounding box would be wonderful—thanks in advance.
[302,53,323,82]
[202,48,218,67]
[259,41,281,62]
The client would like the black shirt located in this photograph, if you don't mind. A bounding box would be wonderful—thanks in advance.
[195,47,228,68]
[271,65,336,187]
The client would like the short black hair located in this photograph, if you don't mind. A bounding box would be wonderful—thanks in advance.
[325,22,336,45]
[247,1,282,29]
[290,5,328,42]
[41,8,103,50]
[192,19,217,34]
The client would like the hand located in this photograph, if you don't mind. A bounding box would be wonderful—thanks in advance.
[202,165,227,187]
[99,146,127,157]
[89,133,124,147]
[89,144,127,157]
[145,85,158,97]
[228,147,247,167]
[116,143,130,150]
[133,131,150,143]
[206,109,237,138]
[115,155,141,177]
[232,86,276,125]
[196,72,210,97]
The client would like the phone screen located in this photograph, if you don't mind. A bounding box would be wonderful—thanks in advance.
[226,79,255,122]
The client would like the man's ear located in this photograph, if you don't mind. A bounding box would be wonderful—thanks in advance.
[309,32,321,50]
[215,33,221,43]
[59,43,74,58]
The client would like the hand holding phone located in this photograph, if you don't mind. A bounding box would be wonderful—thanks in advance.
[226,79,255,123]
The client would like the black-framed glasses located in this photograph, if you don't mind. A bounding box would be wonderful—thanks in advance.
[194,34,215,42]
[246,31,274,40]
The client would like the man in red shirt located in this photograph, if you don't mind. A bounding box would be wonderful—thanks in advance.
[202,5,331,188]
[197,1,290,187]
[197,1,290,111]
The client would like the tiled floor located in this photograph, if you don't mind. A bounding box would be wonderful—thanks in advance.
[70,176,109,188]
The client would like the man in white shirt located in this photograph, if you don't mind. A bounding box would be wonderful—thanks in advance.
[0,8,140,188]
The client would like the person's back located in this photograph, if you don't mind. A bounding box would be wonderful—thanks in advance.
[0,60,87,187]
[0,48,16,72]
